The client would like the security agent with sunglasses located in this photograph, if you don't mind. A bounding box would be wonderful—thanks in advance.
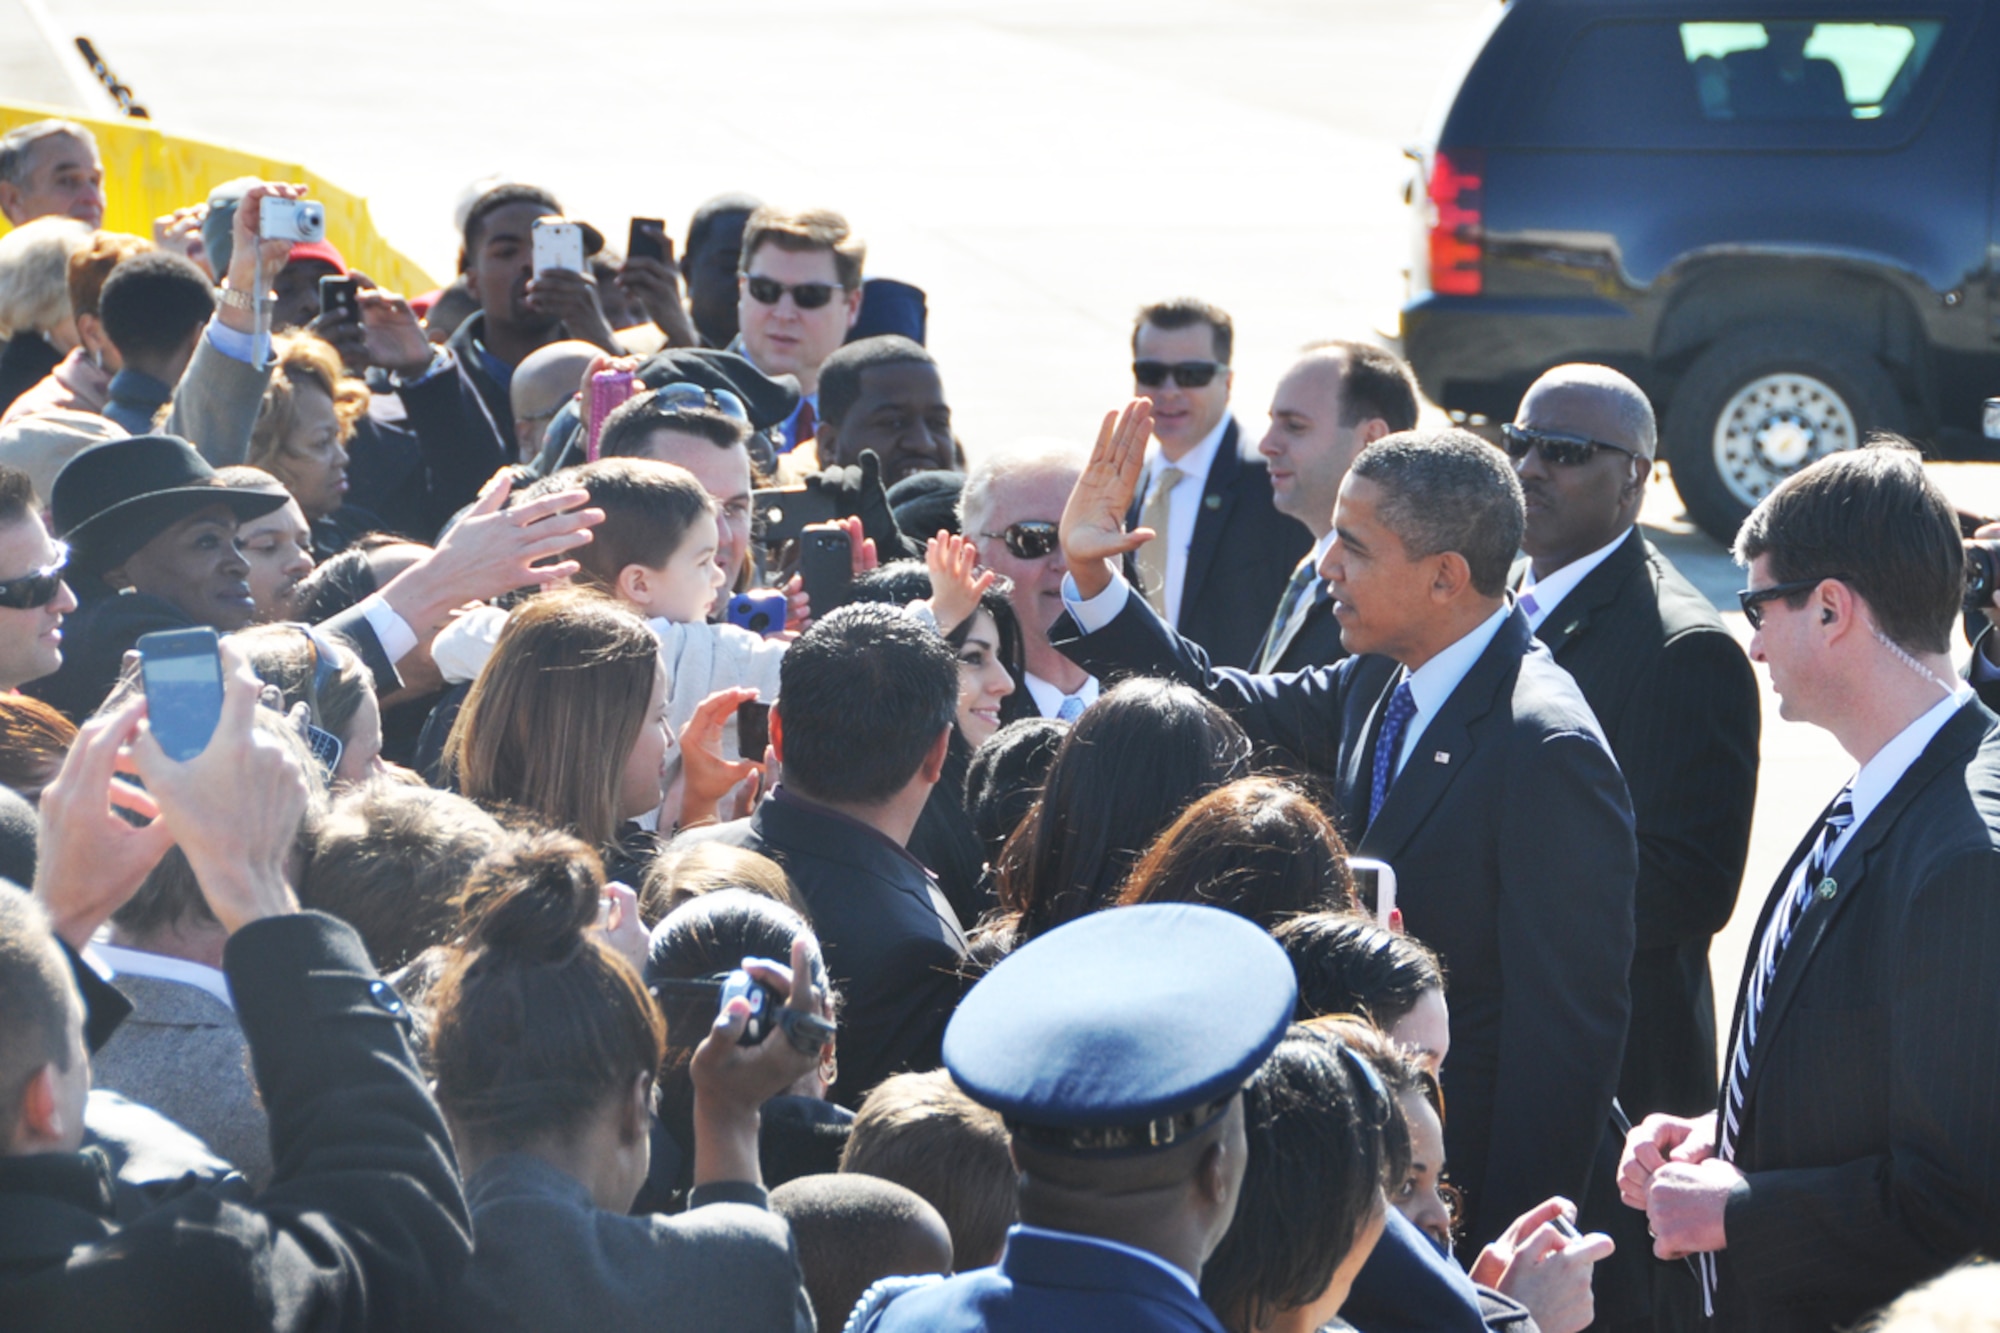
[1054,402,1636,1260]
[1620,444,2000,1333]
[731,208,866,456]
[858,903,1295,1333]
[1126,300,1311,668]
[0,464,78,692]
[1507,366,1760,1331]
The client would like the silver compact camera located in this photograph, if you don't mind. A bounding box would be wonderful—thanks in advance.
[259,198,326,243]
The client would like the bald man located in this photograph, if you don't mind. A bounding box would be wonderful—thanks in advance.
[508,340,601,465]
[1506,364,1760,1332]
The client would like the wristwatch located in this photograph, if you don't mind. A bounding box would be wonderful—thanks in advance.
[216,286,257,312]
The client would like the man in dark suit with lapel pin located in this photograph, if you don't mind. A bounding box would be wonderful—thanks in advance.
[1052,401,1636,1255]
[1126,299,1310,668]
[1251,340,1420,674]
[1508,365,1761,1333]
[1621,444,2000,1332]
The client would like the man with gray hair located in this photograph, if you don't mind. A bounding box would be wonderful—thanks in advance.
[0,120,105,230]
[1054,400,1637,1256]
[960,437,1099,719]
[1504,364,1761,1330]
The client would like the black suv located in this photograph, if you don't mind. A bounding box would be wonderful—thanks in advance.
[1399,0,2000,541]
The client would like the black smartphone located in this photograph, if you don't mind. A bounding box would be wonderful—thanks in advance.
[318,275,360,323]
[736,699,771,759]
[799,527,853,615]
[136,628,224,761]
[627,217,672,265]
[753,486,841,548]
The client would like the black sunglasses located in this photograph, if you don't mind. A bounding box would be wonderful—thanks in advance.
[0,542,70,610]
[1501,423,1643,467]
[742,274,843,310]
[1133,360,1226,389]
[1737,575,1850,630]
[980,521,1060,561]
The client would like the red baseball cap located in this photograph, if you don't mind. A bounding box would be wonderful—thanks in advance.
[286,240,348,276]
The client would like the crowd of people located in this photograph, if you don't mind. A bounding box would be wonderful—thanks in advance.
[0,113,1996,1333]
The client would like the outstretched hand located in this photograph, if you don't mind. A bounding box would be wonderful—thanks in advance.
[32,693,173,949]
[1060,399,1155,599]
[924,530,994,634]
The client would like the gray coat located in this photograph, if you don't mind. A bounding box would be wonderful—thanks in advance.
[89,972,273,1189]
[447,1153,816,1333]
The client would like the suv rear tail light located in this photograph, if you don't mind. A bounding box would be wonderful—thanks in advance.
[1427,148,1485,296]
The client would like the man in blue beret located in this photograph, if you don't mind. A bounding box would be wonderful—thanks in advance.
[857,903,1296,1333]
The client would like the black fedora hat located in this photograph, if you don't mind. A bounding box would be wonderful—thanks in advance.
[52,436,290,578]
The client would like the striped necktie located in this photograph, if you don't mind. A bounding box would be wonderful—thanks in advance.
[1700,785,1855,1309]
[1260,556,1320,671]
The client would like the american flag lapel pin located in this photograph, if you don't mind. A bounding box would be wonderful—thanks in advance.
[1433,751,1450,764]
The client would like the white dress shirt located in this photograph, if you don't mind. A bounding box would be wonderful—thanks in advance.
[1025,670,1100,720]
[1138,416,1230,628]
[1517,528,1633,630]
[1794,686,1975,884]
[1385,602,1514,779]
[89,942,235,1010]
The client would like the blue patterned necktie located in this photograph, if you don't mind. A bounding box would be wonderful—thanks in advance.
[1056,694,1086,723]
[1368,681,1419,822]
[1700,785,1856,1311]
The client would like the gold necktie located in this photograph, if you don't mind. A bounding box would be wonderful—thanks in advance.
[1136,465,1183,616]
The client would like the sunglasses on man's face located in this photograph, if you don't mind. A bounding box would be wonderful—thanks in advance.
[742,274,843,310]
[0,542,69,610]
[1737,575,1850,630]
[1500,423,1643,468]
[1133,360,1225,390]
[981,521,1061,561]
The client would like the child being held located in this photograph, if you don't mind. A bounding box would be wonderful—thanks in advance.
[432,458,990,829]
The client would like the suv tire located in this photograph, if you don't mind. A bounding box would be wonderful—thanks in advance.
[1663,323,1906,544]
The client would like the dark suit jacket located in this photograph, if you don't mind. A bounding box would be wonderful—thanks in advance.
[865,1226,1228,1333]
[1127,418,1312,669]
[445,1154,813,1333]
[675,787,969,1108]
[1711,699,2000,1332]
[0,914,470,1331]
[1524,530,1760,1118]
[1053,597,1636,1251]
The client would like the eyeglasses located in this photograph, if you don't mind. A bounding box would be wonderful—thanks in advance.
[1737,575,1849,630]
[647,381,750,424]
[742,274,844,310]
[286,622,345,775]
[0,542,69,610]
[1133,360,1226,389]
[980,521,1060,561]
[1500,423,1643,467]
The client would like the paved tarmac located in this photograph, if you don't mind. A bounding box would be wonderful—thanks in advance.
[11,0,1996,1064]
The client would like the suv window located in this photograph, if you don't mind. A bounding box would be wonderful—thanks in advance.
[1528,15,1950,150]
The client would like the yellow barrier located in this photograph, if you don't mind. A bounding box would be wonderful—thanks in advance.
[0,99,438,297]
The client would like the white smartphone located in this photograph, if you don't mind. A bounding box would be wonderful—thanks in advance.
[531,217,585,276]
[1350,856,1398,927]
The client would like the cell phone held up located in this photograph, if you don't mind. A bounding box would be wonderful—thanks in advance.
[627,217,672,266]
[531,217,586,276]
[318,275,360,324]
[799,527,853,616]
[136,628,224,762]
[752,486,841,548]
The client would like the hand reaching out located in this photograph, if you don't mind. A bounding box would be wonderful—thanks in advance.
[1059,399,1156,599]
[924,530,994,634]
[32,694,173,949]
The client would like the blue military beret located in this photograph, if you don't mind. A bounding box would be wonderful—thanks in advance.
[944,904,1296,1149]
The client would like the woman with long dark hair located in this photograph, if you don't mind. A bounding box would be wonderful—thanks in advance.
[981,677,1251,952]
